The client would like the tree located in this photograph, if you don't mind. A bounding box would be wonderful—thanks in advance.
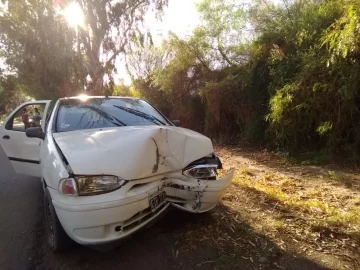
[0,76,29,119]
[262,0,360,153]
[125,39,169,80]
[71,0,168,94]
[0,0,169,98]
[125,0,258,138]
[0,0,84,99]
[196,0,248,67]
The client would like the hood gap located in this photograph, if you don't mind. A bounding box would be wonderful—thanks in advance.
[52,136,74,175]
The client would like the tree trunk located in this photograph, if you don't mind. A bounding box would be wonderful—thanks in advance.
[87,59,105,94]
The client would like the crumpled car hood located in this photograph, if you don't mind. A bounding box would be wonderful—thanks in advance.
[53,126,214,180]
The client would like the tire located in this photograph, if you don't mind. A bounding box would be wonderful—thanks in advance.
[44,188,72,252]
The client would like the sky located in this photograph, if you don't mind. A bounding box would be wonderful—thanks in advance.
[115,0,201,84]
[145,0,201,43]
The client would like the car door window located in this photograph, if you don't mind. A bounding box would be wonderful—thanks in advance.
[6,104,46,132]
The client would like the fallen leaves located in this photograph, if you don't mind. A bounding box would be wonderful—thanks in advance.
[167,146,360,269]
[216,146,360,269]
[197,261,216,266]
[310,206,324,214]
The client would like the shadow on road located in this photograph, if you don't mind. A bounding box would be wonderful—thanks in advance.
[0,146,335,270]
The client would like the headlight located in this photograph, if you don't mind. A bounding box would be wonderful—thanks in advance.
[58,178,78,196]
[59,176,127,196]
[183,164,218,180]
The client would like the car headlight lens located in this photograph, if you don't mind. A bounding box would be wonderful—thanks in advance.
[59,176,127,196]
[77,176,127,195]
[183,164,218,180]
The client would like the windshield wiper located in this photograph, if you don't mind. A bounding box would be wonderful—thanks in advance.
[113,105,167,126]
[84,105,126,127]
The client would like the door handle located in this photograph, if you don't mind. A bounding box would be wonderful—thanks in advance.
[2,135,10,140]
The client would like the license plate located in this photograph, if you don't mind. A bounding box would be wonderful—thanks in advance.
[149,191,166,212]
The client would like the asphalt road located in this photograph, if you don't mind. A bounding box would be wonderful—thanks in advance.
[0,147,42,270]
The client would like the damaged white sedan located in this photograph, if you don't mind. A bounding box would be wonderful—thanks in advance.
[0,96,233,252]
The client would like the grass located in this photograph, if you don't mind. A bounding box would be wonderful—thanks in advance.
[239,169,254,176]
[232,170,360,231]
[272,219,285,229]
[327,170,340,180]
[291,150,331,165]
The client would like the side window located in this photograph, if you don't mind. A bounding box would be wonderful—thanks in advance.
[6,104,46,132]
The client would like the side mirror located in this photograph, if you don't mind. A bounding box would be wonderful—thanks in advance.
[26,127,45,140]
[172,120,181,127]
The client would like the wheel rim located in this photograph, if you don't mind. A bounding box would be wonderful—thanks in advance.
[45,198,55,247]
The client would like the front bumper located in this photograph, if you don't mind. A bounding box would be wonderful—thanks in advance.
[49,170,234,245]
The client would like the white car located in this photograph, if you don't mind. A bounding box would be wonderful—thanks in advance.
[0,96,234,252]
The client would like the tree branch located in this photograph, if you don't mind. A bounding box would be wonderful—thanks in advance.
[217,37,235,66]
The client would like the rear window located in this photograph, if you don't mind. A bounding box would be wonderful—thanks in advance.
[55,98,170,132]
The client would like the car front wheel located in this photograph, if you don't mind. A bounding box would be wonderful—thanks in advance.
[44,188,72,252]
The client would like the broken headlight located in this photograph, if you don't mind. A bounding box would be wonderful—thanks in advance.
[183,164,218,180]
[182,153,222,180]
[59,176,127,196]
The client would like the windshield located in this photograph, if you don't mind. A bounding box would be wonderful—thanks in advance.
[56,98,171,132]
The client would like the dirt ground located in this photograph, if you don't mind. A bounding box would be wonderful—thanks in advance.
[26,146,360,270]
[214,145,360,270]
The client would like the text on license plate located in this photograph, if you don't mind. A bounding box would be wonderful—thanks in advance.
[149,191,166,212]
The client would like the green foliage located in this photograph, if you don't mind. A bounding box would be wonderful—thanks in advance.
[317,122,333,136]
[112,83,131,97]
[75,0,168,93]
[290,150,331,165]
[196,0,247,66]
[327,170,339,180]
[323,2,360,61]
[0,76,30,118]
[127,0,360,159]
[0,0,168,100]
[0,0,85,99]
[263,0,360,154]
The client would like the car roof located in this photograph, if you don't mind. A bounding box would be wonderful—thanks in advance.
[59,96,140,100]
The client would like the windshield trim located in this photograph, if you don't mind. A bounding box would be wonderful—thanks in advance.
[53,97,174,133]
